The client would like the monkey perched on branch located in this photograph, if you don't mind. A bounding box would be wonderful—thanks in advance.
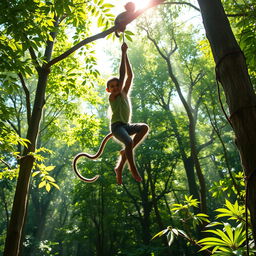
[114,2,136,37]
[114,0,165,37]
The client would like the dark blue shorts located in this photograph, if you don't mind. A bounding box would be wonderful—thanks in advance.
[111,122,146,146]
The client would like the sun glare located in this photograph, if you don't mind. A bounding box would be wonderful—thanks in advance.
[132,0,151,10]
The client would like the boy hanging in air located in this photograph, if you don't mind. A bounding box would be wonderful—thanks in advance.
[106,42,149,185]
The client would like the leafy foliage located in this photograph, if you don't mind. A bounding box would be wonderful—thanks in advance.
[153,195,255,255]
[198,223,247,255]
[31,148,60,192]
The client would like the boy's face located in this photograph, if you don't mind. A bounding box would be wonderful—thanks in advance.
[107,80,120,94]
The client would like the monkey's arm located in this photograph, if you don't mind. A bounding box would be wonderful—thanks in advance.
[122,54,133,94]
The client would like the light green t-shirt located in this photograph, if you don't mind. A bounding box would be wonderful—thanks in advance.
[109,93,131,124]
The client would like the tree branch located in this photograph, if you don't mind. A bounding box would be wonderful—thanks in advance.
[197,129,214,153]
[45,0,165,67]
[164,1,200,12]
[164,1,249,17]
[28,47,40,71]
[47,26,117,67]
[18,73,31,125]
[0,159,12,169]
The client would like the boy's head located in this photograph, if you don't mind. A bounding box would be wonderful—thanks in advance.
[106,77,120,93]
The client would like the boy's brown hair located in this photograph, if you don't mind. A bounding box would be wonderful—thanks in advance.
[107,77,119,88]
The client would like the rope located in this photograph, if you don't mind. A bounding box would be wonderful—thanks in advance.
[122,31,125,43]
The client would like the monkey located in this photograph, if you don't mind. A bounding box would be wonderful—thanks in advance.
[72,133,113,183]
[114,0,165,38]
[114,2,136,38]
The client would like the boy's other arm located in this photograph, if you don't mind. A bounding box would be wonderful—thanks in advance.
[119,45,127,90]
[122,54,133,94]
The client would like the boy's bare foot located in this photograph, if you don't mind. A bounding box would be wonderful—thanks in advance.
[130,167,142,182]
[114,150,127,185]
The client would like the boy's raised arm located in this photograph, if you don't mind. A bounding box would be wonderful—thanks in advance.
[119,43,128,90]
[122,50,133,94]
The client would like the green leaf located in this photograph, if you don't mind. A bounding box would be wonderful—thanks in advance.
[151,228,169,240]
[32,171,40,177]
[50,182,60,190]
[46,183,51,192]
[45,165,55,172]
[39,181,46,188]
[45,175,55,182]
[167,231,174,246]
[125,34,133,42]
[125,30,135,36]
[102,3,114,8]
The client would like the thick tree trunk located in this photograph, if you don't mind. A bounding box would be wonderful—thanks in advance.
[4,68,50,256]
[197,0,256,243]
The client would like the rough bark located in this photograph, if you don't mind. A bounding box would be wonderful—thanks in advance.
[197,0,256,244]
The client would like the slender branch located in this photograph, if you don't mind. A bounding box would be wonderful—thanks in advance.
[18,73,31,125]
[45,0,165,67]
[39,108,62,134]
[6,119,19,134]
[164,1,200,12]
[28,47,40,71]
[143,27,168,60]
[197,130,214,153]
[227,12,249,17]
[46,25,115,67]
[0,159,12,169]
[167,87,172,107]
[21,32,41,71]
[164,1,250,17]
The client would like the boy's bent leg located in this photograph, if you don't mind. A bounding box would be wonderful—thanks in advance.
[114,150,126,185]
[130,124,149,148]
[112,124,135,184]
[115,123,149,182]
[124,139,142,182]
[112,123,147,183]
[116,124,149,169]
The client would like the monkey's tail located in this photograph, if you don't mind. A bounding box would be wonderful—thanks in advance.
[115,30,120,38]
[72,133,113,183]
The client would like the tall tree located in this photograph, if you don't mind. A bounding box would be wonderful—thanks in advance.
[197,0,256,244]
[0,1,116,255]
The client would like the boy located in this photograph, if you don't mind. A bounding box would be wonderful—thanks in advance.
[106,42,149,185]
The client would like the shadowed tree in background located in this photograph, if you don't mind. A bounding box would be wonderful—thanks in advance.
[197,0,256,246]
